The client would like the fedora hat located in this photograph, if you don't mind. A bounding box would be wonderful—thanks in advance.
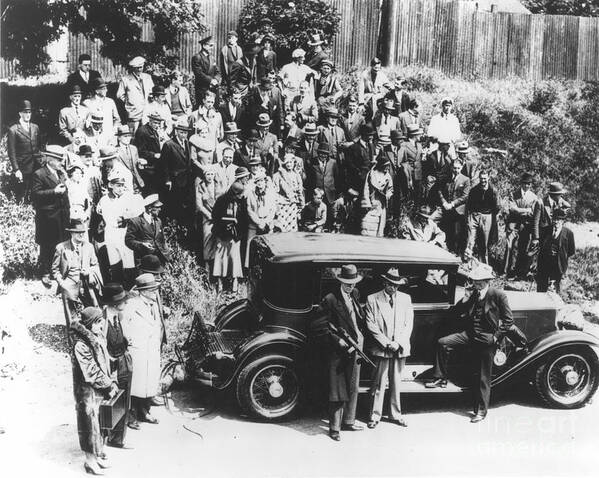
[128,56,146,68]
[324,106,340,118]
[107,169,125,184]
[456,141,470,153]
[548,182,566,195]
[256,113,272,127]
[235,166,250,179]
[406,124,423,136]
[441,97,454,106]
[381,267,405,285]
[18,99,32,112]
[69,84,83,96]
[152,85,166,96]
[147,112,163,122]
[140,255,165,274]
[174,118,192,131]
[336,264,363,284]
[144,193,163,208]
[284,136,299,150]
[117,125,132,136]
[80,307,104,329]
[99,147,117,161]
[90,77,107,90]
[375,152,391,169]
[253,169,267,182]
[199,35,213,45]
[78,144,93,156]
[390,130,404,141]
[224,122,241,134]
[44,145,65,161]
[65,218,88,233]
[134,273,159,291]
[246,129,261,142]
[370,57,382,66]
[101,283,128,305]
[468,263,495,281]
[248,155,262,166]
[520,172,534,184]
[303,123,319,136]
[307,33,324,46]
[359,123,375,136]
[317,142,332,155]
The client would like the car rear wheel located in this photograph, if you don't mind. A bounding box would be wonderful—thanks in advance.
[534,347,599,409]
[236,355,301,420]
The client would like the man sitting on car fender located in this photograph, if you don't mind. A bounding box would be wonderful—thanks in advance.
[426,264,513,423]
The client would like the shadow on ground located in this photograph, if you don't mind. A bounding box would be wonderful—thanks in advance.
[29,323,69,354]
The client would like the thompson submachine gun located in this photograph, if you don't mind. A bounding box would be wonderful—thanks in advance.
[329,322,375,368]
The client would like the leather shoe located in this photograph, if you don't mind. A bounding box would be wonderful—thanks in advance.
[150,396,164,406]
[390,417,408,427]
[367,421,378,429]
[141,413,159,424]
[127,420,140,430]
[84,462,104,475]
[41,275,53,288]
[425,378,447,388]
[341,423,364,431]
[470,413,487,423]
[107,442,133,449]
[329,430,341,441]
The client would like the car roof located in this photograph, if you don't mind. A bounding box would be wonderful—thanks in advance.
[258,233,461,266]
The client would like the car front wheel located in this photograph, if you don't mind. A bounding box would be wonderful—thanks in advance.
[534,347,599,409]
[236,355,301,420]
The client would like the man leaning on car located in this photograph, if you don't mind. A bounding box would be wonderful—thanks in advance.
[426,264,513,423]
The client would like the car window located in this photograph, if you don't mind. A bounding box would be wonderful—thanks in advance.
[261,262,314,310]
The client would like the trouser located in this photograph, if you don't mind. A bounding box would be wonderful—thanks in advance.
[437,209,466,255]
[504,224,533,276]
[12,173,33,203]
[369,356,405,422]
[107,367,132,446]
[131,396,153,420]
[536,256,562,293]
[432,331,495,415]
[38,242,56,277]
[329,358,360,432]
[466,212,493,263]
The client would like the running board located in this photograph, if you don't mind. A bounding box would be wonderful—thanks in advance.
[359,380,464,394]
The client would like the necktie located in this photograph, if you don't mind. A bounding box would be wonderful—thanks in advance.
[389,295,394,308]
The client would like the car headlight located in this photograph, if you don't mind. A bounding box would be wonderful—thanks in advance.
[556,304,585,331]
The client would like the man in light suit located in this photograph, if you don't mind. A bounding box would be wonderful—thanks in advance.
[340,95,365,142]
[117,56,154,134]
[365,267,414,428]
[316,264,366,441]
[116,125,145,194]
[357,57,390,120]
[58,84,90,144]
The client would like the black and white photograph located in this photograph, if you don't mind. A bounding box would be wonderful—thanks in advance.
[1,0,599,476]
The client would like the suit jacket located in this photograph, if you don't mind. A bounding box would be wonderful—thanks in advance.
[304,157,342,203]
[305,50,328,70]
[133,123,162,170]
[255,131,279,160]
[398,110,421,137]
[116,144,145,191]
[289,95,319,127]
[439,173,470,215]
[246,86,285,136]
[317,287,365,402]
[385,90,411,116]
[7,122,42,174]
[31,166,70,246]
[51,239,99,299]
[164,86,192,116]
[125,215,170,264]
[340,110,365,141]
[66,69,102,98]
[424,149,454,185]
[533,195,571,239]
[161,138,191,188]
[219,101,247,129]
[256,50,278,81]
[373,111,401,137]
[357,69,390,105]
[364,290,414,358]
[116,73,154,121]
[507,188,539,226]
[191,51,219,93]
[317,125,347,160]
[58,105,90,143]
[538,226,575,276]
[455,287,514,344]
[345,140,376,192]
[220,44,244,81]
[461,159,481,187]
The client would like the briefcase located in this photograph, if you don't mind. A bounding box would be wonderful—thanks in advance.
[99,389,126,431]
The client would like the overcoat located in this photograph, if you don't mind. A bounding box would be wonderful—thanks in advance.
[31,166,70,247]
[125,214,170,265]
[7,122,42,175]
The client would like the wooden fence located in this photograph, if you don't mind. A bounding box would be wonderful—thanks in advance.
[4,0,599,82]
[383,0,599,81]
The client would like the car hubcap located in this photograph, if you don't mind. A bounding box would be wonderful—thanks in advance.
[249,364,299,417]
[546,354,591,405]
[268,378,284,398]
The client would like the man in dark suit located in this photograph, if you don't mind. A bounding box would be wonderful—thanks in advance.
[133,113,163,194]
[344,123,376,194]
[340,95,365,142]
[536,209,575,293]
[31,146,71,287]
[435,157,471,254]
[220,30,244,88]
[532,181,571,246]
[315,264,365,441]
[385,76,411,116]
[246,76,285,138]
[234,129,259,169]
[304,142,342,214]
[116,125,145,194]
[65,53,102,99]
[426,264,513,423]
[398,98,421,138]
[191,35,219,106]
[317,107,347,163]
[7,99,42,202]
[219,88,247,132]
[125,194,170,267]
[396,124,424,201]
[161,119,193,223]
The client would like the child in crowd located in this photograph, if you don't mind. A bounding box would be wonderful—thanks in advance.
[300,188,327,232]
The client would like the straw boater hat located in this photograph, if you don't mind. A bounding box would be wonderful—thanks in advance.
[381,267,405,285]
[317,142,332,156]
[303,123,319,136]
[320,59,334,69]
[44,145,65,161]
[144,193,163,208]
[248,155,262,167]
[107,169,125,185]
[456,141,470,153]
[129,56,146,68]
[90,113,104,124]
[468,263,495,281]
[235,166,250,180]
[147,112,163,123]
[335,264,363,284]
[307,33,324,46]
[133,273,160,291]
[256,113,272,127]
[253,170,267,182]
[65,218,88,233]
[117,125,132,136]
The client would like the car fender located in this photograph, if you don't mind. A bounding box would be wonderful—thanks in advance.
[493,330,599,387]
[220,327,307,389]
[214,299,252,330]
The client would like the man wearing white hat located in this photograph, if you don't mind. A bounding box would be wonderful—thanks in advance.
[83,77,121,142]
[278,48,317,108]
[426,264,513,423]
[427,97,462,145]
[305,32,328,70]
[117,56,154,134]
[365,268,414,429]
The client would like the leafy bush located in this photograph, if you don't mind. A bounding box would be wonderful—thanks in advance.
[525,81,560,114]
[237,0,341,64]
[0,192,38,283]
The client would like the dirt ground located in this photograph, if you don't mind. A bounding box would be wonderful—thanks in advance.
[2,279,599,477]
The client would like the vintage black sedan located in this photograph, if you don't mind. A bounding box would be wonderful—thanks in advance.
[182,233,599,420]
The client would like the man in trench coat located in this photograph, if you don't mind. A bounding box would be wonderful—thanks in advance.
[316,264,366,441]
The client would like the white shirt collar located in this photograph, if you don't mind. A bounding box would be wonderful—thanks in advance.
[19,118,30,130]
[143,212,153,223]
[478,285,489,300]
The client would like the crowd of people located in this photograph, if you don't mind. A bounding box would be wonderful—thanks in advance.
[4,26,579,471]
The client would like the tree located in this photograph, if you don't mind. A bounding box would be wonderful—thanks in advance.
[237,0,341,64]
[522,0,599,16]
[1,0,206,76]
